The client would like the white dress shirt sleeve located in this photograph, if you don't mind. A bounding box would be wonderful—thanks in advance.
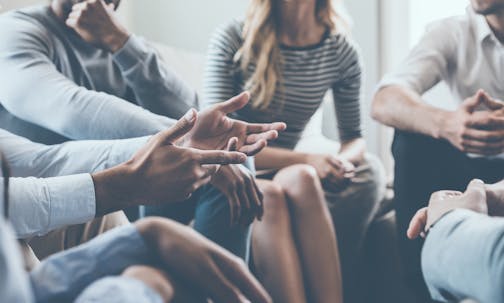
[0,129,149,178]
[376,19,458,95]
[10,174,96,239]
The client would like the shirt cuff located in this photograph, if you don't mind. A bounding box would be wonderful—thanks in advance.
[113,35,148,71]
[107,136,151,168]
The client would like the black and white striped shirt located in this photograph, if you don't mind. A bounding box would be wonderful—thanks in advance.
[203,20,363,150]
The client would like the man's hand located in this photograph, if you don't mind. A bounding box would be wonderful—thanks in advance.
[407,179,488,239]
[440,90,504,156]
[92,109,247,215]
[182,92,287,156]
[306,154,355,189]
[65,0,130,53]
[211,164,264,226]
[136,218,272,303]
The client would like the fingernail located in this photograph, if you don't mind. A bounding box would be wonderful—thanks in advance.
[184,109,196,122]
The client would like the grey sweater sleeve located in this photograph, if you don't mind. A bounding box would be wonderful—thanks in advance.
[113,35,198,117]
[0,15,175,140]
[422,209,504,303]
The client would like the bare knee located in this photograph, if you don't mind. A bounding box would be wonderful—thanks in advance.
[257,180,289,223]
[274,165,325,208]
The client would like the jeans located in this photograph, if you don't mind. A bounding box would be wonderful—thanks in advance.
[392,130,504,301]
[143,158,255,260]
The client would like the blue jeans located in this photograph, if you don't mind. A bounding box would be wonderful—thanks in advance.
[143,158,255,260]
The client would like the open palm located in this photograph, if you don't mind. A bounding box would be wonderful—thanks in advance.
[184,92,286,155]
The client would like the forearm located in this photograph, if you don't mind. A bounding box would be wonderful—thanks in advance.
[254,147,309,171]
[338,138,366,165]
[372,85,450,139]
[422,209,504,302]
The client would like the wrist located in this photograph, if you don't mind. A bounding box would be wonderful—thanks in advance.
[104,30,130,53]
[435,110,455,140]
[92,163,136,216]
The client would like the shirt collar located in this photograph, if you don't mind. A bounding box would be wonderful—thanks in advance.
[469,6,496,44]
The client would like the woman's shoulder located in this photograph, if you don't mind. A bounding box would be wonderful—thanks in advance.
[322,33,362,66]
[210,19,244,48]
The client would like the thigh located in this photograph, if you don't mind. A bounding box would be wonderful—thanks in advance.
[142,200,197,225]
[193,158,256,261]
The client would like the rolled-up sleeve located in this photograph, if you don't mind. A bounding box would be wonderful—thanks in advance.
[10,174,95,239]
[377,19,458,95]
[422,209,504,303]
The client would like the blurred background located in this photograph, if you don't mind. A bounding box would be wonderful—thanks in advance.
[0,0,469,176]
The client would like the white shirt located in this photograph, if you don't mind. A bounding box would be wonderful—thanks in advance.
[379,7,504,104]
[378,7,504,158]
[0,129,149,238]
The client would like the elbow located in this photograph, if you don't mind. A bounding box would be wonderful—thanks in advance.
[371,89,388,123]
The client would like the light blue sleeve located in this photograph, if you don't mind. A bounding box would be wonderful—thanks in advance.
[0,128,149,178]
[0,16,174,141]
[422,209,504,303]
[75,277,163,303]
[113,35,198,117]
[30,225,153,303]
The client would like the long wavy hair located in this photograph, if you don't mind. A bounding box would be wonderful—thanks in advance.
[234,0,349,110]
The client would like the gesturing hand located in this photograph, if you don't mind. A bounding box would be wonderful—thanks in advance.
[211,164,264,226]
[441,90,504,156]
[407,179,488,240]
[92,109,247,214]
[182,92,287,156]
[137,218,272,303]
[65,0,130,53]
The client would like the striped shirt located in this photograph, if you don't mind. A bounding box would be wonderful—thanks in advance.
[203,20,363,150]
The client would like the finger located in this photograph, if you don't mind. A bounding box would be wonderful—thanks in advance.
[200,260,248,303]
[466,112,504,130]
[71,1,88,11]
[246,177,262,221]
[327,156,343,170]
[65,17,78,28]
[159,109,197,144]
[228,190,241,226]
[238,139,267,156]
[246,122,287,134]
[463,89,486,112]
[227,137,239,152]
[217,91,250,113]
[237,184,253,226]
[202,164,219,176]
[465,178,486,201]
[463,146,504,156]
[407,208,428,239]
[461,138,504,151]
[192,176,212,193]
[252,179,264,220]
[245,130,279,144]
[481,91,504,110]
[463,128,504,143]
[197,150,247,165]
[214,255,272,303]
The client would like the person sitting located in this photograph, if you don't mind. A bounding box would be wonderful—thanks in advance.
[203,0,385,301]
[372,0,504,299]
[0,0,284,260]
[0,153,271,303]
[407,178,504,303]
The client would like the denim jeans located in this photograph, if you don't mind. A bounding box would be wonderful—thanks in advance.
[142,158,255,261]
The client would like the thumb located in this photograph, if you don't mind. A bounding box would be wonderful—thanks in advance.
[466,179,486,199]
[463,90,486,112]
[159,109,197,144]
[481,91,504,111]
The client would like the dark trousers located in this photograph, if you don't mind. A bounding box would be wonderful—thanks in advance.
[392,130,504,301]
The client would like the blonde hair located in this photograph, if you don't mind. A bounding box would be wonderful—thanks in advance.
[234,0,349,110]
